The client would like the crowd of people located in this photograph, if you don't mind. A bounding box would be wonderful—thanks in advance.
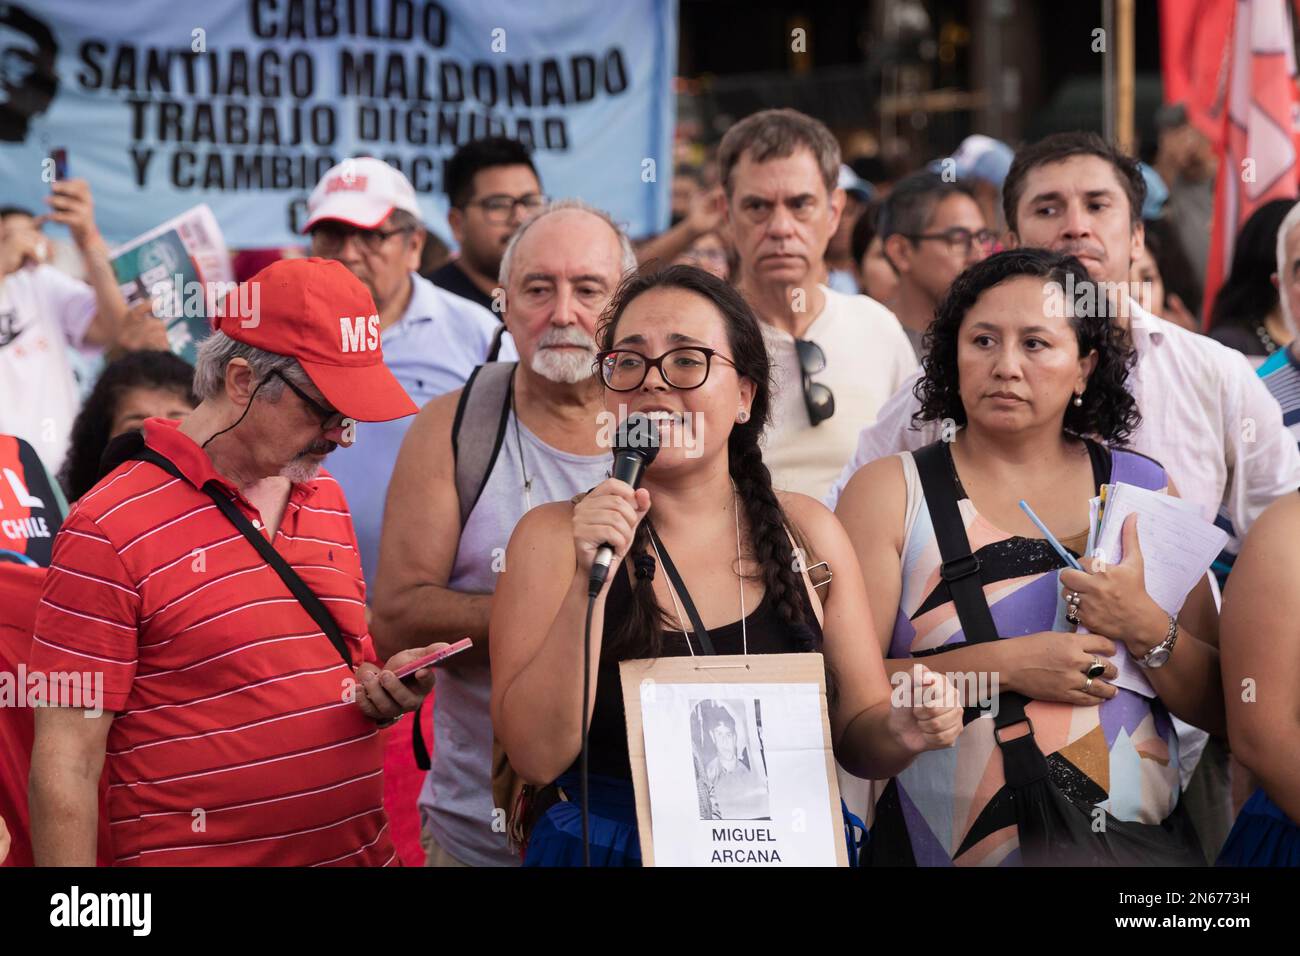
[1,102,1299,869]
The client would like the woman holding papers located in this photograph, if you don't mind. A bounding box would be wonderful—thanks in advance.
[490,265,964,866]
[836,250,1223,866]
[1218,493,1300,865]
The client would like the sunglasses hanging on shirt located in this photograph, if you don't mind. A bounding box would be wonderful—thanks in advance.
[794,338,835,426]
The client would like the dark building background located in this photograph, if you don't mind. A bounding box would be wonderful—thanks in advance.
[676,0,1165,168]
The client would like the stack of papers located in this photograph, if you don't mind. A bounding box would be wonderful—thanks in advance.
[1077,482,1228,697]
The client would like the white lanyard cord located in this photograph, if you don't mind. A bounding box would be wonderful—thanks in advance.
[647,485,747,658]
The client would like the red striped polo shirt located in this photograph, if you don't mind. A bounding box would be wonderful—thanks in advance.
[30,418,396,866]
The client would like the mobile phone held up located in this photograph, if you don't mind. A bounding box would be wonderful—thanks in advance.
[393,638,472,686]
[50,148,68,182]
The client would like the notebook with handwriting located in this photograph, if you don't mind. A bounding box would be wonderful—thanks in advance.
[1083,482,1227,698]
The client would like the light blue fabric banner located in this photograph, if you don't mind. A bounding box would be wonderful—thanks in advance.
[0,0,676,246]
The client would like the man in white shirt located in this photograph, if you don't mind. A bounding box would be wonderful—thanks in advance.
[718,108,918,500]
[302,157,516,590]
[0,179,132,474]
[826,131,1300,532]
[826,130,1300,860]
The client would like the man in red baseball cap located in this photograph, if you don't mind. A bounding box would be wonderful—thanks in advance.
[29,257,438,867]
[213,255,418,428]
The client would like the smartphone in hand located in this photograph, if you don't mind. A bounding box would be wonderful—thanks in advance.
[393,638,473,687]
[50,148,68,182]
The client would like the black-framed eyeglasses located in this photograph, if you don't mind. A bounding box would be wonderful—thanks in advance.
[465,193,548,224]
[795,339,835,426]
[310,222,414,254]
[905,227,997,256]
[270,370,346,430]
[596,347,737,392]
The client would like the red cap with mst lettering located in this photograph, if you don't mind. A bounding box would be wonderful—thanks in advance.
[212,257,418,423]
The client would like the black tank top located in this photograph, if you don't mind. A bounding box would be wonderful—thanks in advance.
[567,561,824,781]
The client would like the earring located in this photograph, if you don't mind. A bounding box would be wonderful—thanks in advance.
[1072,392,1084,407]
[737,409,750,423]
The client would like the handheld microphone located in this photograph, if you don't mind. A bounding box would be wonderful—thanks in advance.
[587,412,660,597]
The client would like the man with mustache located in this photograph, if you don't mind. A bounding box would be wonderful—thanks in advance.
[303,157,513,592]
[373,200,635,866]
[29,258,443,865]
[826,130,1300,861]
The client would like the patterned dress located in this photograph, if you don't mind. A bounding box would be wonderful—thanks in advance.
[871,446,1183,866]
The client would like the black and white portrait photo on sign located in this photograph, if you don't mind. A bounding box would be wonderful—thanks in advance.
[623,655,847,867]
[690,698,770,821]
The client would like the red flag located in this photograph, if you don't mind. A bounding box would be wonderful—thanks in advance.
[1203,0,1300,325]
[1160,0,1235,140]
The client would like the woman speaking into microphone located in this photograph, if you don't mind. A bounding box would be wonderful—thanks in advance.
[489,265,962,866]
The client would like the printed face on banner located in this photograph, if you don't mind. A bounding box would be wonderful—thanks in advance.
[0,6,58,143]
[640,681,838,866]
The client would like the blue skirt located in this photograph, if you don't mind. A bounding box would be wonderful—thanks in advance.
[524,772,642,867]
[1217,788,1300,867]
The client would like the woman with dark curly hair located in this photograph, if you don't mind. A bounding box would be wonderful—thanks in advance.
[835,249,1223,866]
[58,350,196,501]
[490,264,963,866]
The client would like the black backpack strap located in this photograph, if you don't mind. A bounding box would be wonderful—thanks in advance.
[132,446,354,672]
[452,361,517,529]
[910,442,1036,741]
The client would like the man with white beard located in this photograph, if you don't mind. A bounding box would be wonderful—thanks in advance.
[372,200,636,866]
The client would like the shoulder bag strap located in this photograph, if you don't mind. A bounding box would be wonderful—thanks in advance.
[784,526,825,629]
[133,447,353,671]
[911,442,1034,734]
[646,522,716,655]
[911,443,1000,648]
[452,361,517,529]
[411,695,432,771]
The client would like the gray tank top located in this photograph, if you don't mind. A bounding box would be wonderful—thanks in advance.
[418,410,609,866]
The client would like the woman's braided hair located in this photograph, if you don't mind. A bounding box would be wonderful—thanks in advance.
[595,264,818,659]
